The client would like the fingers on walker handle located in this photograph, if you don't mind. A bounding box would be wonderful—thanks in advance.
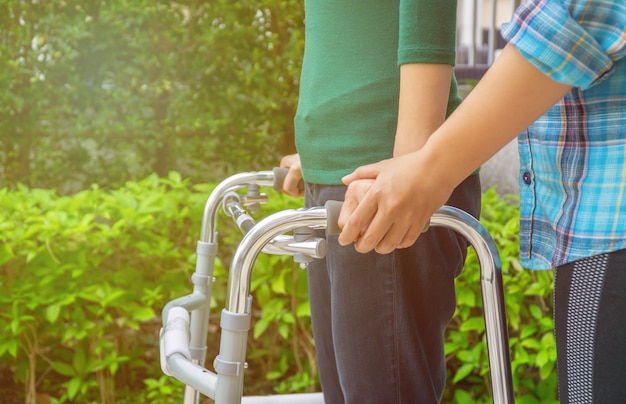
[323,199,430,236]
[325,200,343,235]
[273,167,304,193]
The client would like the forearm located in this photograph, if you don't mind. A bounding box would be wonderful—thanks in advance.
[338,45,573,253]
[418,44,573,190]
[394,63,452,156]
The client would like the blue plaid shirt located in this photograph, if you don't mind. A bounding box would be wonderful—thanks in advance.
[501,0,626,269]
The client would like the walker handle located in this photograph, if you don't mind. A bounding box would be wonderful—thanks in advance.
[325,200,343,235]
[324,200,431,236]
[273,167,304,193]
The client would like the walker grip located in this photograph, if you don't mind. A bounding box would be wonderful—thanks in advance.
[272,167,304,193]
[325,200,343,235]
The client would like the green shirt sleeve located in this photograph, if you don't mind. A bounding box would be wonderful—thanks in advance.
[398,0,458,65]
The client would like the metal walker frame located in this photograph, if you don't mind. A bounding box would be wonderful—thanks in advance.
[159,169,515,403]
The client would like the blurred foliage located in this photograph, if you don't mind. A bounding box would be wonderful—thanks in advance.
[0,177,557,403]
[0,172,307,403]
[0,0,304,193]
[0,172,207,403]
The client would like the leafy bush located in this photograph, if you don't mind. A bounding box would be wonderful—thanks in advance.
[0,0,304,192]
[0,172,206,403]
[0,176,556,403]
[0,172,306,403]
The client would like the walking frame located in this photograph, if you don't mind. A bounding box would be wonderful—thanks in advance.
[159,169,515,403]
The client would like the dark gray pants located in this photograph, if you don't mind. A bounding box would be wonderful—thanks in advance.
[305,174,481,404]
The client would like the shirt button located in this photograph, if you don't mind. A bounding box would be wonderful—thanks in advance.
[522,172,532,185]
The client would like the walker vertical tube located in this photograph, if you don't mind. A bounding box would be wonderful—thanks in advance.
[430,206,514,403]
[214,208,328,403]
[168,171,276,404]
[219,204,513,403]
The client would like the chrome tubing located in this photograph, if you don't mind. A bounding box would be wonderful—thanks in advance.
[430,206,514,403]
[222,204,513,403]
[226,207,328,314]
[165,170,276,404]
[214,207,327,403]
[200,171,275,244]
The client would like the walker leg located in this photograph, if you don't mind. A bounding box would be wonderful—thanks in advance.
[220,203,514,403]
[161,174,514,403]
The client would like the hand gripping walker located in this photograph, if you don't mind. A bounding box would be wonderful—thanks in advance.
[160,169,515,403]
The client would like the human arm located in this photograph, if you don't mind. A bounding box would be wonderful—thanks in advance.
[337,0,625,254]
[337,0,467,249]
[394,0,457,155]
[348,56,455,224]
[394,63,453,155]
[337,44,572,254]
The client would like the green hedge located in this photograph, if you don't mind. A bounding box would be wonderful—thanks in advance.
[1,0,304,191]
[0,174,557,403]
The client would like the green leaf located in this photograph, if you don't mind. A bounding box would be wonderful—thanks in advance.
[459,317,485,332]
[456,286,476,307]
[539,361,555,380]
[45,304,61,323]
[529,304,544,320]
[168,171,182,183]
[535,349,550,367]
[278,322,289,339]
[255,284,271,306]
[454,386,475,403]
[253,317,272,339]
[296,300,310,317]
[8,340,18,357]
[10,318,20,335]
[66,377,81,400]
[73,348,86,375]
[267,370,283,381]
[453,363,475,383]
[281,312,295,324]
[132,306,156,321]
[520,324,538,339]
[0,339,19,358]
[271,274,286,295]
[52,362,76,377]
[520,338,541,349]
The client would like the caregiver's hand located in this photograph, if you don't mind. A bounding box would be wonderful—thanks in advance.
[337,153,454,254]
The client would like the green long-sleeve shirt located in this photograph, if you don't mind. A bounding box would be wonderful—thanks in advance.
[294,0,461,184]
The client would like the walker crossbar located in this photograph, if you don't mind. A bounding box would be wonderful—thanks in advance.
[160,170,514,403]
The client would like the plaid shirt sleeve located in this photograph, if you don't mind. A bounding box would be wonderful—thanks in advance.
[501,0,626,90]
